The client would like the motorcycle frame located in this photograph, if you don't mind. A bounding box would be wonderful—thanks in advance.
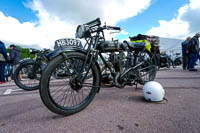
[58,25,157,89]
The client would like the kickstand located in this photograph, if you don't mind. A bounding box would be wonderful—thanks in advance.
[135,83,138,91]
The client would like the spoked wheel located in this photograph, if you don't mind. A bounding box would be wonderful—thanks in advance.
[166,58,172,69]
[166,62,171,69]
[39,52,100,116]
[170,59,175,68]
[14,61,41,91]
[172,61,176,68]
[136,51,157,85]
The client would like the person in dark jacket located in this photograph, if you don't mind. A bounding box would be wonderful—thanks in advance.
[10,44,22,77]
[10,45,21,65]
[188,33,200,71]
[182,37,191,70]
[0,41,8,84]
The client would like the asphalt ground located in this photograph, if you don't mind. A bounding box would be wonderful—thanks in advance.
[0,66,200,133]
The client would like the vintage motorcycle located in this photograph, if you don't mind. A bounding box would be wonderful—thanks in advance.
[14,48,52,91]
[39,18,158,116]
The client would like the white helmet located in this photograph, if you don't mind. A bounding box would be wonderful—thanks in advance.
[143,81,165,102]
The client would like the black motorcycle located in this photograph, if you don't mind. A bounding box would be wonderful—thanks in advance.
[173,53,182,67]
[13,48,52,91]
[157,53,174,70]
[39,18,158,116]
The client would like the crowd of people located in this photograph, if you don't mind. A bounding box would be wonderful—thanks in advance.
[0,41,21,84]
[182,32,200,71]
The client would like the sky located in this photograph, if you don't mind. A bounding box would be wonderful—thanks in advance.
[0,0,200,49]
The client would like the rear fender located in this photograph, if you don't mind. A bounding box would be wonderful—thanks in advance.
[19,58,35,66]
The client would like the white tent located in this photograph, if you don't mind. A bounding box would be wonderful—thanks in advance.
[159,37,184,56]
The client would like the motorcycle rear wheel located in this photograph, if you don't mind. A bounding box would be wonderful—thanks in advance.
[136,51,157,85]
[14,61,41,91]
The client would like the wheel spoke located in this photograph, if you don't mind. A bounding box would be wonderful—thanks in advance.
[136,52,157,84]
[48,56,95,109]
[15,63,41,90]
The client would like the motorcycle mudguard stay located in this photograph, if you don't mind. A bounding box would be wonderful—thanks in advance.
[48,47,102,93]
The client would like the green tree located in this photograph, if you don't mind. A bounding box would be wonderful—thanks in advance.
[7,46,35,59]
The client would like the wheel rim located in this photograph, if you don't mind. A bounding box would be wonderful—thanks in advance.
[137,52,156,84]
[17,64,41,89]
[47,56,95,109]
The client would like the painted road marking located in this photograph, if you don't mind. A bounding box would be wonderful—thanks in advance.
[3,89,22,95]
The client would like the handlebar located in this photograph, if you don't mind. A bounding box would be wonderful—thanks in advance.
[82,18,122,34]
[84,18,101,28]
[106,26,121,31]
[84,18,121,31]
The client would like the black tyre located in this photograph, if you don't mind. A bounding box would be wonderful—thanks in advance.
[173,61,177,68]
[14,61,41,91]
[137,51,157,85]
[157,66,160,71]
[171,59,176,68]
[155,53,160,71]
[166,60,171,69]
[39,52,100,116]
[177,60,182,66]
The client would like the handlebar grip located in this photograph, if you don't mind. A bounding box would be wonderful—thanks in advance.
[84,18,101,28]
[107,26,121,31]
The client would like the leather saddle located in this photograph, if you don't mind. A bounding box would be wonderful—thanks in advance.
[123,40,145,50]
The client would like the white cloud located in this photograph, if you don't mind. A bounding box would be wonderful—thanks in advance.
[0,0,151,49]
[146,0,200,39]
[146,19,189,39]
[0,10,76,49]
[31,0,151,25]
[120,30,129,35]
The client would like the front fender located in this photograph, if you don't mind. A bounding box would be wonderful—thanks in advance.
[47,47,102,93]
[46,47,87,61]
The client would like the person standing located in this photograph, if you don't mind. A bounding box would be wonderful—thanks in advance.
[0,41,8,84]
[182,37,191,70]
[188,33,200,71]
[198,48,200,64]
[10,44,22,78]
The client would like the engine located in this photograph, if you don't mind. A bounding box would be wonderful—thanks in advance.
[98,40,128,52]
[109,52,125,72]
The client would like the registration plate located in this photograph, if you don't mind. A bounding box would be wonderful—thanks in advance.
[55,38,83,49]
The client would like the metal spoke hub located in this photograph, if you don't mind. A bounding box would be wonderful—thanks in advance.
[69,76,83,91]
[28,73,36,79]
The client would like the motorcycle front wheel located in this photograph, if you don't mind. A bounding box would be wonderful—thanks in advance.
[39,52,100,116]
